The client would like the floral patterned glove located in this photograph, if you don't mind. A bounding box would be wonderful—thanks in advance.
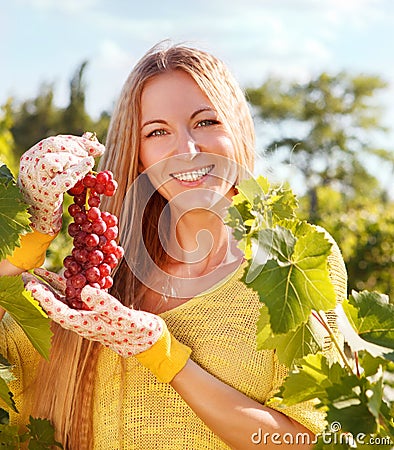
[18,133,105,235]
[24,269,192,383]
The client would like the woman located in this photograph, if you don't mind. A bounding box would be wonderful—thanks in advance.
[0,42,347,449]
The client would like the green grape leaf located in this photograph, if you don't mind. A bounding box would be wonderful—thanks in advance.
[243,225,336,334]
[27,416,63,449]
[0,276,52,360]
[359,351,392,377]
[0,163,31,260]
[324,377,378,435]
[0,377,17,413]
[235,175,269,205]
[344,291,394,349]
[367,375,384,420]
[264,185,298,223]
[256,305,324,368]
[271,353,344,408]
[0,164,15,184]
[0,422,20,448]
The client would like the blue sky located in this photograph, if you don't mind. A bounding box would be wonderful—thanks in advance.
[1,0,393,189]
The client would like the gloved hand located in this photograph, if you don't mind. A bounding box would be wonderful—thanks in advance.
[24,269,192,383]
[7,133,105,271]
[18,133,105,235]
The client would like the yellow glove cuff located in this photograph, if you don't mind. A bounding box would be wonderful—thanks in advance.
[7,229,57,270]
[135,329,192,383]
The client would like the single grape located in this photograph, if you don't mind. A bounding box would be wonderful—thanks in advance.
[92,219,107,235]
[96,171,110,185]
[74,211,88,225]
[83,173,97,188]
[68,203,81,217]
[73,193,87,207]
[85,233,100,248]
[87,207,101,221]
[85,266,101,283]
[104,226,118,241]
[88,195,100,207]
[104,254,118,269]
[68,179,85,195]
[71,273,87,289]
[93,183,106,195]
[98,263,111,277]
[101,239,118,255]
[102,276,113,289]
[89,249,104,266]
[68,260,82,275]
[114,246,124,259]
[68,222,81,237]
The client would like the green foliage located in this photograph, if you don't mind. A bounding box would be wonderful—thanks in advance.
[247,72,389,189]
[298,185,394,300]
[272,353,394,447]
[0,100,18,175]
[228,175,394,448]
[0,161,56,447]
[0,163,31,261]
[0,355,17,413]
[243,225,336,334]
[344,291,394,349]
[10,61,110,161]
[0,276,52,360]
[247,71,394,304]
[26,416,63,449]
[0,416,63,449]
[227,176,336,336]
[256,304,324,367]
[10,82,60,161]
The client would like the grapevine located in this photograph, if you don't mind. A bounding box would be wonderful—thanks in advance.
[63,170,124,309]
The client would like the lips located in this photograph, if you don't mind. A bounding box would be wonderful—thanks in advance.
[170,164,214,182]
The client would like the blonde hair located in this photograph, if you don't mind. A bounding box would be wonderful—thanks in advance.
[30,42,256,449]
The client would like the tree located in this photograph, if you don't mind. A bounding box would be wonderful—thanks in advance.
[11,83,59,160]
[297,185,394,299]
[10,61,110,160]
[61,60,92,136]
[0,100,17,175]
[247,72,392,219]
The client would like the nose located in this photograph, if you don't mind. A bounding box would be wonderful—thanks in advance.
[175,129,200,160]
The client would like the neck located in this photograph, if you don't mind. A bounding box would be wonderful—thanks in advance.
[165,195,242,276]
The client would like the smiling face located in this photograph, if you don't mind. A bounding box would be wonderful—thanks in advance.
[139,70,239,210]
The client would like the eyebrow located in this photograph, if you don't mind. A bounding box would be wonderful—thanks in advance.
[141,106,215,129]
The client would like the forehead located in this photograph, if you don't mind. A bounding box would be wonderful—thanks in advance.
[140,70,214,119]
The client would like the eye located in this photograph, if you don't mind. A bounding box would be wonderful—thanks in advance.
[147,129,167,138]
[196,119,219,128]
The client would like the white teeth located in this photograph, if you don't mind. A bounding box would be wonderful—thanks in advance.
[171,165,214,182]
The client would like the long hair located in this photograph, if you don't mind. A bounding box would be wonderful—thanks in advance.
[29,42,256,449]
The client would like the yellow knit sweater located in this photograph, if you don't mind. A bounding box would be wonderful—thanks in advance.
[0,232,347,450]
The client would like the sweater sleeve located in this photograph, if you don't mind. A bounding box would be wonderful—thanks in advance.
[266,227,348,434]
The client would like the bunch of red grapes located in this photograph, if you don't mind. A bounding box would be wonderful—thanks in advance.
[63,170,124,309]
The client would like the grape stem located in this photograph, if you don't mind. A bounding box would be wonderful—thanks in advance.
[85,188,91,211]
[312,310,354,375]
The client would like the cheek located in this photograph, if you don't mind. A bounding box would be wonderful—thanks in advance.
[209,135,236,157]
[139,144,163,172]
